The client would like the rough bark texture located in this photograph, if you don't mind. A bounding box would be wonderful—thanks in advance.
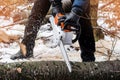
[0,60,120,80]
[90,0,104,41]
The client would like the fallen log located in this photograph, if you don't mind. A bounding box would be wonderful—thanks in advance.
[0,60,120,80]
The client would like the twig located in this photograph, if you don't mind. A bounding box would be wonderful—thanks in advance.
[108,37,117,60]
[99,0,115,10]
[0,19,28,29]
[95,27,118,60]
[93,26,120,39]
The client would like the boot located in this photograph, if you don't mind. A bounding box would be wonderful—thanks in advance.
[10,50,33,60]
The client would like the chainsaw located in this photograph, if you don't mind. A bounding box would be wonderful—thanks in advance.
[49,14,72,72]
[49,12,81,72]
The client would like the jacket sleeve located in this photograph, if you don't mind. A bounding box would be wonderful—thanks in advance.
[72,0,89,13]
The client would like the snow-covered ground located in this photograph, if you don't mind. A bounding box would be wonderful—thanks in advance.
[0,17,120,63]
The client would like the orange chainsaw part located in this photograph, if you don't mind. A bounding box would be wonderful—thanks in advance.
[54,13,70,32]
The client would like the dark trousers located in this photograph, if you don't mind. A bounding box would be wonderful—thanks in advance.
[62,0,95,61]
[79,18,95,62]
[22,0,95,61]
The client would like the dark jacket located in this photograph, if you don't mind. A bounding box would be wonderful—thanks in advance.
[50,0,90,16]
[72,0,89,12]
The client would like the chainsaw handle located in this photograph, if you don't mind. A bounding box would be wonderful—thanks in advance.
[54,14,81,43]
[54,13,71,32]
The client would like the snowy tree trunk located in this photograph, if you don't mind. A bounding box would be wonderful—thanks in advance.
[0,60,120,80]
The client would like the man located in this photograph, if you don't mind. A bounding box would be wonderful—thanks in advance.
[11,0,96,62]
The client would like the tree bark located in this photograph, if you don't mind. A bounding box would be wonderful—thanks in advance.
[90,0,104,41]
[0,60,120,80]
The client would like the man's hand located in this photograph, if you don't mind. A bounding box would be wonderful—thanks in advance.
[50,0,64,16]
[58,9,81,31]
[64,11,80,31]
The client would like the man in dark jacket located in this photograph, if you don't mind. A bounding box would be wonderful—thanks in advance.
[11,0,96,62]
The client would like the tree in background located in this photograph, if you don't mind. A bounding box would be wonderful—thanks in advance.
[90,0,104,41]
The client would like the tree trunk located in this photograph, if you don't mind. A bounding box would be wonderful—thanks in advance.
[90,0,104,41]
[0,60,120,80]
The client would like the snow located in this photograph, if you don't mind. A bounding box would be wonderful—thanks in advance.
[0,16,13,26]
[0,19,119,63]
[0,21,82,63]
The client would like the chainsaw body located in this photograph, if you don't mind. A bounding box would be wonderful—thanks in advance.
[49,15,72,72]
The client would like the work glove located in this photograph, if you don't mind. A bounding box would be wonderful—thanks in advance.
[58,7,81,31]
[50,0,64,16]
[58,7,82,43]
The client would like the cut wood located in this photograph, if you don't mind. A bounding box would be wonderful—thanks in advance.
[0,60,120,80]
